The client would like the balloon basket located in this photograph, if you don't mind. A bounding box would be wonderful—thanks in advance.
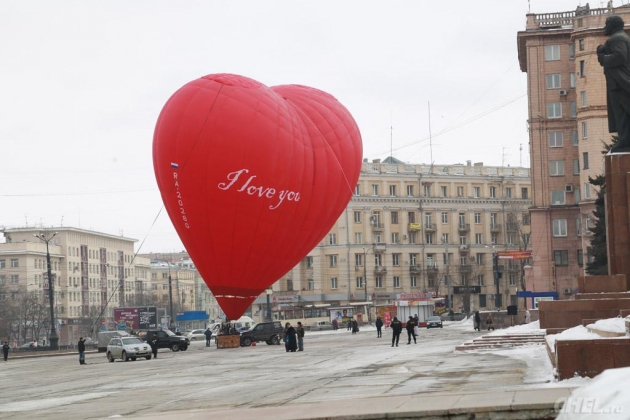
[217,334,241,349]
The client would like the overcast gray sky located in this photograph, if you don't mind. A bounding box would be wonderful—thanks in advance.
[1,0,594,253]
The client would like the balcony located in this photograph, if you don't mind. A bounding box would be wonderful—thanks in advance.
[373,243,386,253]
[374,266,388,274]
[506,223,519,232]
[459,244,470,253]
[490,224,501,233]
[459,264,473,273]
[426,264,439,273]
[407,223,421,232]
[458,223,470,233]
[424,223,437,232]
[409,265,422,274]
[371,222,385,231]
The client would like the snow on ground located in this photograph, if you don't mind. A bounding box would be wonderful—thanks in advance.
[0,392,116,412]
[587,317,627,333]
[556,367,630,419]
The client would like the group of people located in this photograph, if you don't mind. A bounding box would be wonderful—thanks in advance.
[387,315,419,347]
[347,318,359,334]
[281,321,305,352]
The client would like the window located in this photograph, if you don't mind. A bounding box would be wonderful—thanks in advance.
[582,121,588,139]
[425,233,434,244]
[521,188,529,199]
[442,233,449,243]
[392,253,400,266]
[583,152,589,169]
[474,187,480,198]
[10,275,19,284]
[553,219,568,237]
[374,254,382,266]
[408,212,416,223]
[391,232,399,244]
[506,187,512,198]
[475,233,483,244]
[354,184,360,196]
[409,253,418,266]
[393,276,401,288]
[375,277,383,288]
[476,253,484,265]
[578,38,585,51]
[548,131,563,147]
[570,72,577,88]
[457,186,464,197]
[570,101,577,118]
[0,260,4,268]
[390,211,399,224]
[477,274,485,286]
[577,249,584,266]
[440,186,447,197]
[371,184,379,196]
[162,272,168,279]
[509,274,517,286]
[576,218,582,236]
[474,213,481,224]
[356,277,364,288]
[459,235,467,245]
[491,233,498,245]
[554,250,569,266]
[579,60,585,77]
[355,253,363,267]
[572,130,578,146]
[584,183,591,199]
[569,42,575,58]
[551,190,566,205]
[490,186,497,198]
[10,259,18,268]
[574,187,581,204]
[580,91,587,107]
[490,212,498,227]
[306,256,314,269]
[458,213,466,226]
[573,159,580,175]
[410,276,418,287]
[406,185,414,197]
[354,211,361,223]
[0,275,4,285]
[441,212,448,224]
[329,255,337,268]
[409,232,416,244]
[547,103,562,119]
[389,185,396,197]
[331,277,338,289]
[550,160,565,176]
[546,74,561,89]
[423,184,431,197]
[329,233,336,245]
[308,279,314,290]
[523,213,531,225]
[545,45,560,61]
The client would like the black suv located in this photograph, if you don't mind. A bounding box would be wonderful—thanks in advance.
[239,321,283,346]
[144,329,190,352]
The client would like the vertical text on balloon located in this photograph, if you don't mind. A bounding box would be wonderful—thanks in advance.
[173,171,190,229]
[217,169,301,210]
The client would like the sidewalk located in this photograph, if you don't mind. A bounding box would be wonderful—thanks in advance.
[123,387,577,420]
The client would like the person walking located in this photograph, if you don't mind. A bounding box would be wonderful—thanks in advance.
[375,317,383,338]
[78,337,86,365]
[347,319,353,331]
[282,323,289,352]
[390,317,402,347]
[150,336,158,359]
[474,311,481,331]
[406,316,417,344]
[486,314,495,331]
[204,327,213,347]
[2,341,9,361]
[285,323,297,352]
[296,322,305,351]
[351,319,359,334]
[332,318,338,331]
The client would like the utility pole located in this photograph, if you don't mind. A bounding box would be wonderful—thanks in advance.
[493,252,502,310]
[363,247,373,323]
[34,232,59,350]
[445,241,451,310]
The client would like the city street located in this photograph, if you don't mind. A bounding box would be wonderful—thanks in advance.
[0,322,556,420]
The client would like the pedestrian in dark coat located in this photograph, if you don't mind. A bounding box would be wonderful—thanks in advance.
[296,322,305,351]
[285,324,298,352]
[2,342,9,361]
[282,323,289,352]
[78,337,86,365]
[351,319,359,334]
[406,316,417,344]
[474,311,481,331]
[332,319,339,331]
[347,319,352,331]
[390,317,402,347]
[204,328,213,347]
[375,317,383,338]
[150,337,158,358]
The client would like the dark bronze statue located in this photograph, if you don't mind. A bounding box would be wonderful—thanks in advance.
[597,15,630,153]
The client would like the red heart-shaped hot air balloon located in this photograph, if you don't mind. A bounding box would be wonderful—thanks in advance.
[153,74,362,320]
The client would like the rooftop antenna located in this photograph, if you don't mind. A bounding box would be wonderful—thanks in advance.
[428,101,433,165]
[24,214,28,226]
[519,143,523,167]
[502,147,507,167]
[390,115,393,161]
[60,215,64,227]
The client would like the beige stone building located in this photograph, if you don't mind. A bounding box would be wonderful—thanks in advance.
[517,4,623,299]
[253,160,532,321]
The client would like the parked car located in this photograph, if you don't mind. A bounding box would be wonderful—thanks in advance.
[426,316,443,329]
[309,321,334,331]
[144,329,190,352]
[239,321,283,346]
[107,336,152,362]
[186,329,207,341]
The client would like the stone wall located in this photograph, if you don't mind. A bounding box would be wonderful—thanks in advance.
[555,339,630,380]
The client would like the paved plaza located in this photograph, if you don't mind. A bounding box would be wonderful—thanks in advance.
[0,322,574,419]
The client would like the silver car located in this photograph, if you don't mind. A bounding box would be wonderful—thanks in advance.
[186,329,207,341]
[107,337,152,362]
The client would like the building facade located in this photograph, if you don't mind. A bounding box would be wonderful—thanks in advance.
[254,160,532,321]
[517,4,623,297]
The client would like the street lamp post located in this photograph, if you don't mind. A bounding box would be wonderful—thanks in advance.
[266,288,273,322]
[443,240,451,311]
[493,251,501,310]
[167,265,174,329]
[362,247,374,323]
[34,232,59,350]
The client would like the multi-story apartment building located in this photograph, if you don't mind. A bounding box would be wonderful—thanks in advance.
[0,228,219,345]
[517,4,621,297]
[253,160,532,321]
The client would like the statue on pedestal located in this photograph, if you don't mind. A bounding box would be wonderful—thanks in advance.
[597,15,630,153]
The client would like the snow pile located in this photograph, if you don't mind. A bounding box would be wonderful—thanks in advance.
[546,325,603,353]
[487,320,545,336]
[556,367,630,419]
[587,317,627,333]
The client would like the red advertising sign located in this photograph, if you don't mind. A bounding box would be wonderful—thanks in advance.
[497,250,532,260]
[113,308,139,330]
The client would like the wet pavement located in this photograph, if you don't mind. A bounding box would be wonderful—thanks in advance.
[0,322,568,419]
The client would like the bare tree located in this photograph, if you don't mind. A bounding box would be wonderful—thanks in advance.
[504,201,532,305]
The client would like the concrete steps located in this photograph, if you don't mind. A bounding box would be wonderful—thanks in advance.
[456,333,546,351]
